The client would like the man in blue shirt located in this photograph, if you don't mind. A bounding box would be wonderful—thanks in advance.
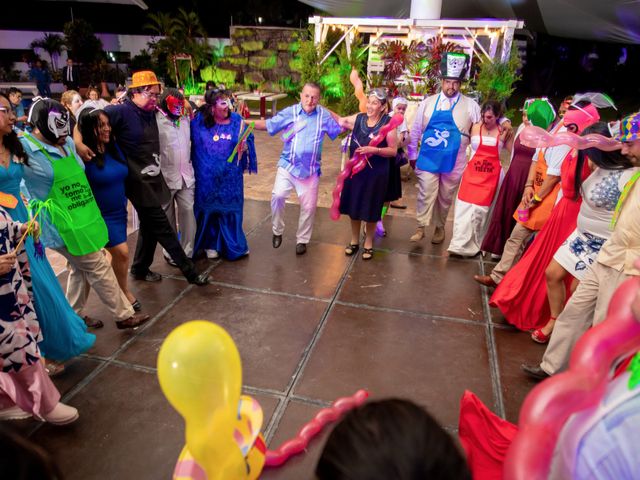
[254,82,342,255]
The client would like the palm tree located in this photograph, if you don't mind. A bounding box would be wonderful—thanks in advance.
[174,8,207,43]
[30,33,66,71]
[144,12,178,38]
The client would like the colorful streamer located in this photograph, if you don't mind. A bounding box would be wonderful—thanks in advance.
[227,121,255,163]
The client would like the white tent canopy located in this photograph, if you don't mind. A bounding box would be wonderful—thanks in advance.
[41,0,148,9]
[299,0,640,44]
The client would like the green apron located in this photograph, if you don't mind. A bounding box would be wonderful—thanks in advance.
[24,134,108,256]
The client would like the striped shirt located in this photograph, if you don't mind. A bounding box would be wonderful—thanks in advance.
[266,103,341,179]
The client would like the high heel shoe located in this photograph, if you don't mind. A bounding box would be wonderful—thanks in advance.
[531,328,551,344]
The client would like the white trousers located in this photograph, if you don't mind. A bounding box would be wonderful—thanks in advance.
[271,167,320,244]
[415,147,468,229]
[161,183,196,258]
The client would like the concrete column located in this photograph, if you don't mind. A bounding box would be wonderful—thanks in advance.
[410,0,442,19]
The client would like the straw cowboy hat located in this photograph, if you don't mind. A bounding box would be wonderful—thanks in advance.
[128,70,161,89]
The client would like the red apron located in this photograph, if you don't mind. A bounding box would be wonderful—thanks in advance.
[457,127,501,206]
[512,148,567,231]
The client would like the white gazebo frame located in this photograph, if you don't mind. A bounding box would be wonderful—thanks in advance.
[309,16,525,69]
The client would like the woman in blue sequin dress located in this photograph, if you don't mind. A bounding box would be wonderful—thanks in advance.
[191,89,257,260]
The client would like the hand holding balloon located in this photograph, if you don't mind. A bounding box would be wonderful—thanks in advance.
[329,114,404,221]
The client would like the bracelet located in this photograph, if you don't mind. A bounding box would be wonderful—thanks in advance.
[524,183,533,187]
[377,147,381,154]
[533,193,543,202]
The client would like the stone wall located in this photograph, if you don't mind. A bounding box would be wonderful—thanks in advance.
[219,26,301,91]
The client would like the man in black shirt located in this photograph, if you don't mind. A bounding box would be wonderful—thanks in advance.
[76,70,208,286]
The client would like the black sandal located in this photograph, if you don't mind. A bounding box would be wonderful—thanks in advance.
[362,248,374,260]
[345,243,360,256]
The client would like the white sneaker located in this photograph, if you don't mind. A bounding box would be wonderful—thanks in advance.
[205,249,219,259]
[0,405,31,421]
[41,402,79,425]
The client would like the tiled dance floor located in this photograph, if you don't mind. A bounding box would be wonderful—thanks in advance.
[8,199,546,479]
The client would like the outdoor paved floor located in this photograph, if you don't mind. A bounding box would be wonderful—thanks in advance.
[8,130,545,479]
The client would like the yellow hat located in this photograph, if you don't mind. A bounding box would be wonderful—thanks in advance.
[128,70,161,89]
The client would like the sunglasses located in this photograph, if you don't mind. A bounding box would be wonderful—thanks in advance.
[368,88,388,101]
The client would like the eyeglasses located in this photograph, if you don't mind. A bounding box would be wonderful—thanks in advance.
[0,107,14,116]
[141,89,161,99]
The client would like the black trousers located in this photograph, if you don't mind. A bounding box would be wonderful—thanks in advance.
[130,204,196,280]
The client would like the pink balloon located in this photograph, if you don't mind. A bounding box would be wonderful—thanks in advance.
[520,125,622,151]
[329,114,404,221]
[504,276,640,480]
[264,389,369,467]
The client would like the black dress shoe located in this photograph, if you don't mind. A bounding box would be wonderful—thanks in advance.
[296,243,307,255]
[187,272,209,286]
[521,363,550,381]
[272,234,282,249]
[131,270,162,282]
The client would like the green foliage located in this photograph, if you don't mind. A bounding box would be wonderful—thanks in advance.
[63,20,103,65]
[145,8,210,86]
[277,77,300,96]
[293,27,327,91]
[200,66,237,86]
[30,33,66,71]
[474,45,522,104]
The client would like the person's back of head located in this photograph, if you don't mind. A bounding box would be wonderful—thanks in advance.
[316,399,471,480]
[0,427,63,479]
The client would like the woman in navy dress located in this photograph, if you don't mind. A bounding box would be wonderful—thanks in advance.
[191,89,257,260]
[78,108,139,314]
[337,89,398,260]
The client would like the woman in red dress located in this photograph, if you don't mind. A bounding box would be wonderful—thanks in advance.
[489,106,601,331]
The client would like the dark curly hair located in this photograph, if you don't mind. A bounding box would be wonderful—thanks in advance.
[0,92,28,164]
[199,88,231,129]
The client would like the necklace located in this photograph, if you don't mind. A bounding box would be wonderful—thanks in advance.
[212,120,232,142]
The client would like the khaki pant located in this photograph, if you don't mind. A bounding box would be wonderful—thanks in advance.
[162,183,196,258]
[490,223,535,283]
[271,167,320,244]
[55,247,134,321]
[540,261,630,375]
[415,154,467,229]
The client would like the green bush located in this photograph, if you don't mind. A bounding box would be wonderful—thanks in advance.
[200,66,237,85]
[474,45,522,104]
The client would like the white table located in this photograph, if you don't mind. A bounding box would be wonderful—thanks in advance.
[235,92,288,119]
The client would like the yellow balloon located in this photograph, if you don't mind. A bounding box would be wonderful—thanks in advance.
[158,321,245,480]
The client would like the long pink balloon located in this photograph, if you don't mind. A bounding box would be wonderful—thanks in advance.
[330,114,404,221]
[504,275,640,480]
[520,125,622,151]
[264,389,370,467]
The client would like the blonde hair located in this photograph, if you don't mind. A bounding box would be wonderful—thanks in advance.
[61,90,80,109]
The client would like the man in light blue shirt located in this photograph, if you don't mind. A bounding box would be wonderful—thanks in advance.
[254,82,342,255]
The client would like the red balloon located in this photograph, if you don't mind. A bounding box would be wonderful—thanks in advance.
[329,114,404,221]
[264,389,369,467]
[504,276,640,480]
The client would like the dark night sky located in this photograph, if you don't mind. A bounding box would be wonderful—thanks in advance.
[1,0,316,36]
